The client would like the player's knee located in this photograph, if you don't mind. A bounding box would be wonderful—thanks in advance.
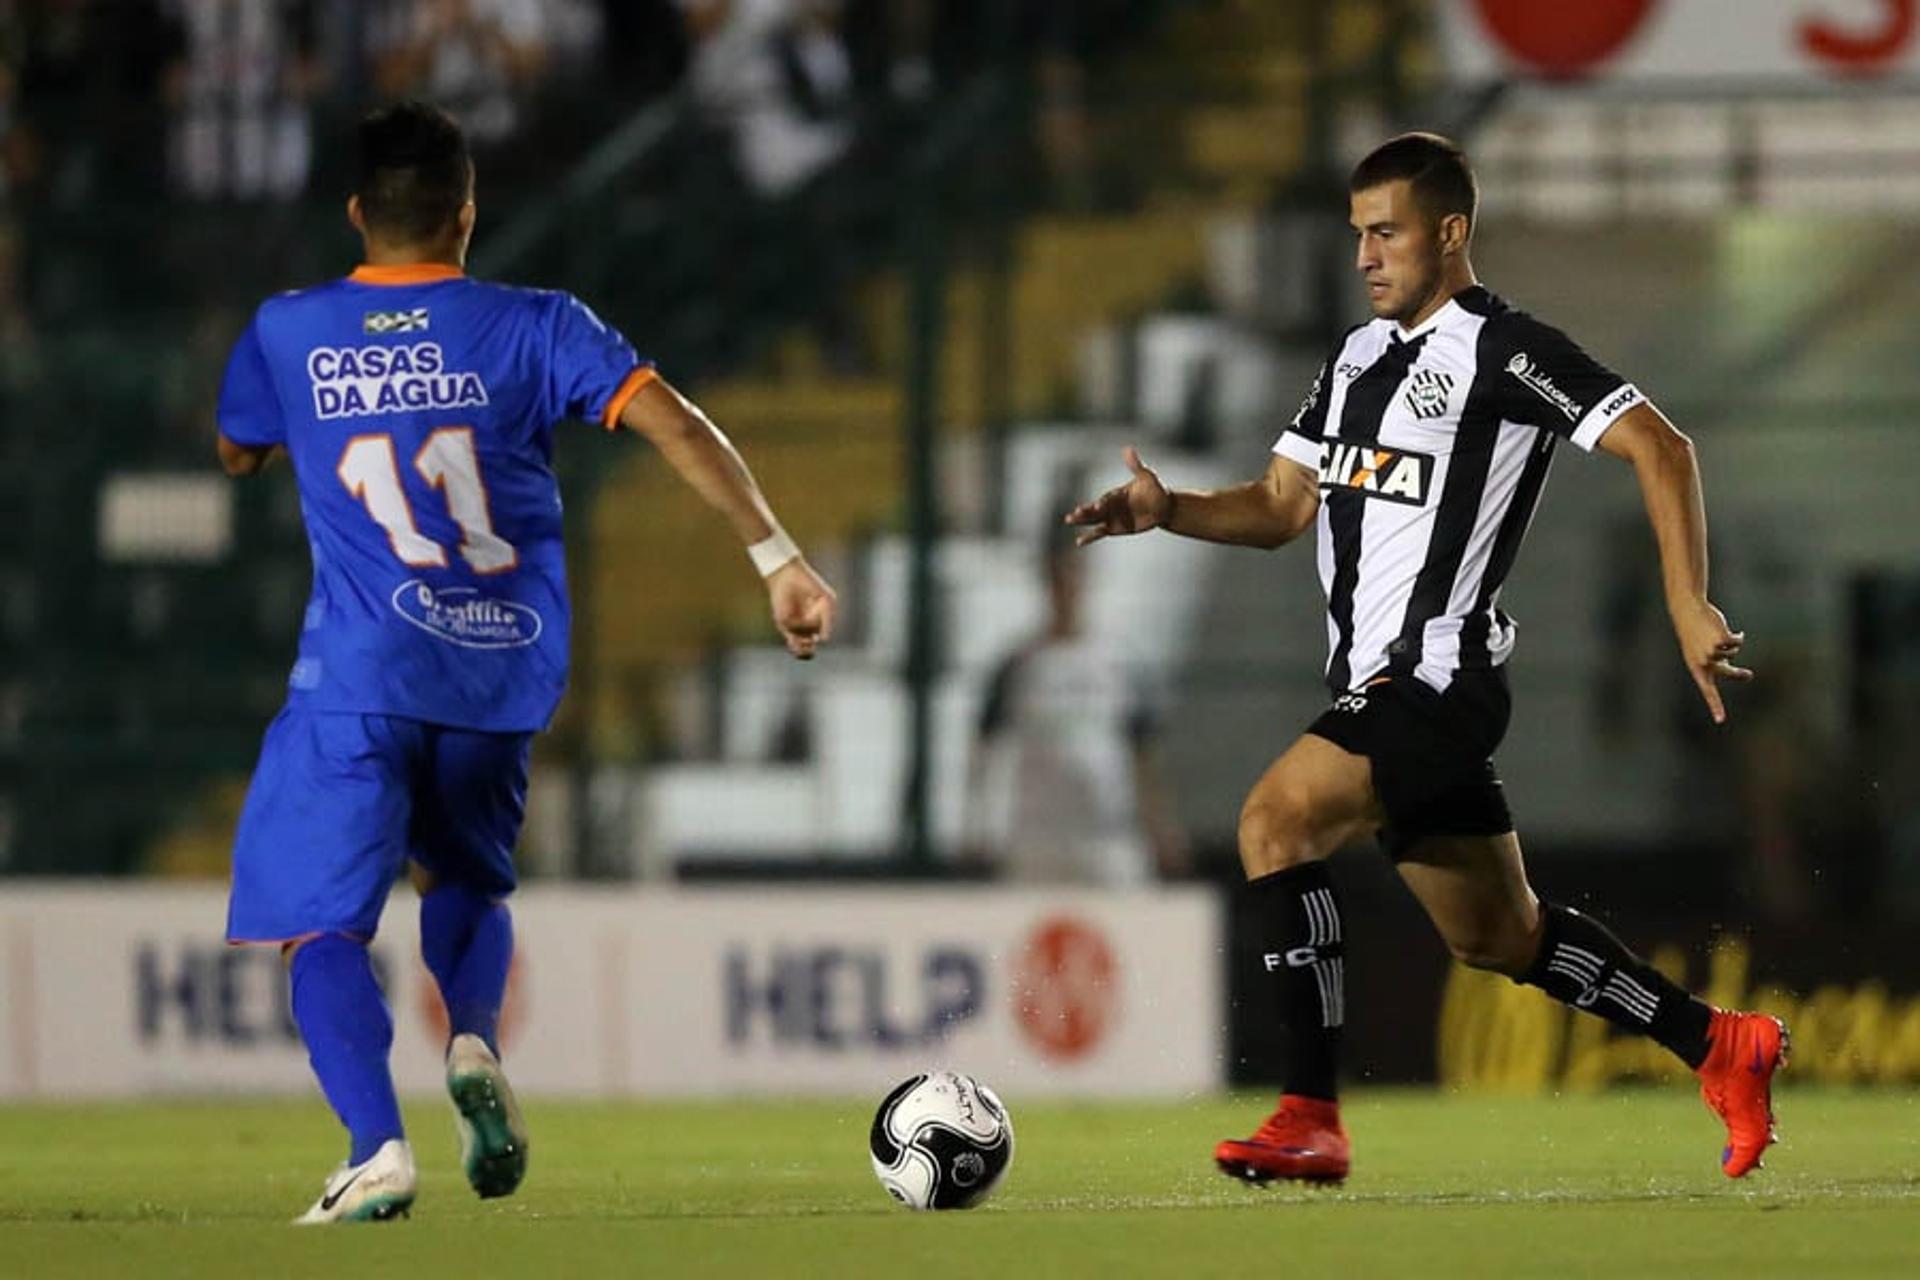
[1237,789,1322,876]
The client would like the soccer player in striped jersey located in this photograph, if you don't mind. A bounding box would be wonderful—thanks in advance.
[1066,133,1783,1185]
[217,102,836,1222]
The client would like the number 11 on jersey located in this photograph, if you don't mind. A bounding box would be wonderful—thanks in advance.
[337,427,518,574]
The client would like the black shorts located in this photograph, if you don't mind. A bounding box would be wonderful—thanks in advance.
[1306,668,1514,859]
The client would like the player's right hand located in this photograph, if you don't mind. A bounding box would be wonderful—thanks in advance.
[1672,597,1753,725]
[768,559,836,660]
[1063,447,1172,546]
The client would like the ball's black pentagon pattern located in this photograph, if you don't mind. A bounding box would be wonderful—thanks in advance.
[869,1072,1014,1210]
[916,1121,1013,1210]
[868,1072,927,1168]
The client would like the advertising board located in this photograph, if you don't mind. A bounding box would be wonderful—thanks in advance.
[1438,0,1920,83]
[0,886,1222,1100]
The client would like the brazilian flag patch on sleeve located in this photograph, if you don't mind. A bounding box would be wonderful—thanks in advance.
[364,308,430,335]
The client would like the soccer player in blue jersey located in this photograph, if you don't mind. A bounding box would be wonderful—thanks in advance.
[216,102,837,1224]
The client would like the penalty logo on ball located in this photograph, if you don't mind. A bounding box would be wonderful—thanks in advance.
[869,1071,1014,1211]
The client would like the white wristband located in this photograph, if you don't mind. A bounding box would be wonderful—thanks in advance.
[747,527,801,578]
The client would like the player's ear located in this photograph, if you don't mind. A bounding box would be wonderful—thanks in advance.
[457,201,477,238]
[1438,212,1470,256]
[346,195,365,235]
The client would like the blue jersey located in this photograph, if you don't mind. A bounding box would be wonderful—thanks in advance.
[218,263,654,732]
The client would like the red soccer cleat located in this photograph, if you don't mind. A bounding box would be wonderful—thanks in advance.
[1696,1009,1790,1178]
[1214,1094,1350,1185]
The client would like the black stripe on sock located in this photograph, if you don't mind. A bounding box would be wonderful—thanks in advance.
[1249,864,1347,1100]
[1520,903,1713,1069]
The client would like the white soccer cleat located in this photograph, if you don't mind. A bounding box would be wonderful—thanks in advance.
[292,1138,416,1225]
[446,1033,530,1199]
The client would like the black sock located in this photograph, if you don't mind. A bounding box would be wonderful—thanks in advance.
[1248,862,1345,1102]
[1519,903,1713,1068]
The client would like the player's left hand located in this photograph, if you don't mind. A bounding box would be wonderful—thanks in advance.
[768,559,837,660]
[1672,598,1753,725]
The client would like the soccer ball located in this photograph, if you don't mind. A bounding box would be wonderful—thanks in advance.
[868,1071,1014,1210]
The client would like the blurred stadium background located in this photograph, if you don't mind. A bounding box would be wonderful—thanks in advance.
[2,0,1920,1115]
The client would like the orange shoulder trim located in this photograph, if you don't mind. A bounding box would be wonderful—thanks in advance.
[348,263,466,286]
[601,365,660,430]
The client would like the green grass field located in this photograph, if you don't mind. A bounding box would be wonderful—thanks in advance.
[1,1088,1915,1278]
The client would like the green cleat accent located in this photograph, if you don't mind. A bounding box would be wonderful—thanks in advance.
[447,1033,530,1199]
[337,1192,414,1223]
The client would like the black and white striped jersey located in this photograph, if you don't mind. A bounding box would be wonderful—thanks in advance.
[1274,285,1646,694]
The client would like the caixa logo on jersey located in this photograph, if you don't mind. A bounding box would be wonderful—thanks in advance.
[1317,441,1434,506]
[392,580,542,649]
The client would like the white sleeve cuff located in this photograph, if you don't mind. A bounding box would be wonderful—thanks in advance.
[1570,383,1645,452]
[1273,430,1323,470]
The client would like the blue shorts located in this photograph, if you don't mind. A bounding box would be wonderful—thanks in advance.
[227,707,532,944]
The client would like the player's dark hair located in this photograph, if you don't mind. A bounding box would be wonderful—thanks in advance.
[354,102,473,244]
[1349,132,1477,231]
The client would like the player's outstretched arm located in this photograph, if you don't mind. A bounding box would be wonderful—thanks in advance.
[1064,448,1318,550]
[619,376,836,659]
[1598,403,1753,724]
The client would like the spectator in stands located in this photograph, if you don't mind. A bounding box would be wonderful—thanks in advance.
[0,2,21,188]
[9,0,180,204]
[0,219,35,393]
[1030,1,1101,210]
[166,0,322,201]
[964,519,1189,887]
[371,0,549,147]
[679,0,851,198]
[840,0,933,103]
[596,0,689,106]
[0,4,25,347]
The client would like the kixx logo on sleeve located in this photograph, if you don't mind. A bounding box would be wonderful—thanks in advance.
[1597,384,1643,419]
[1317,441,1434,505]
[1506,352,1584,421]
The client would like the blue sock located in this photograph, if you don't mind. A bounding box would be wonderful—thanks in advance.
[420,884,513,1056]
[289,934,405,1166]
